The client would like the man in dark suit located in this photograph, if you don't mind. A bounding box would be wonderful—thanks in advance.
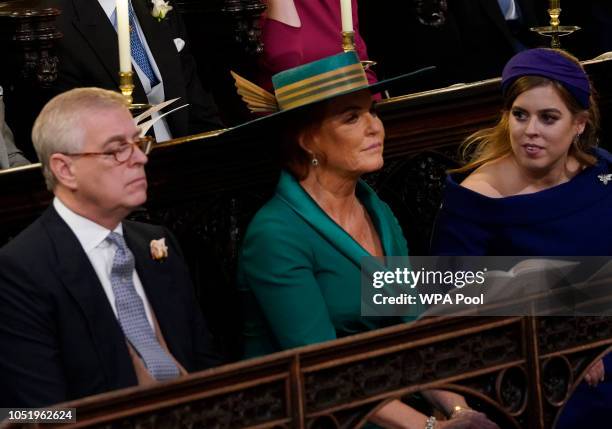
[361,0,546,92]
[47,0,223,140]
[0,87,221,408]
[447,0,546,82]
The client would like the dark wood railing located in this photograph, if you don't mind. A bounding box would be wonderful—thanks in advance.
[4,316,612,428]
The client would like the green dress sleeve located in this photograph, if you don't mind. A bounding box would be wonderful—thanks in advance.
[239,210,337,350]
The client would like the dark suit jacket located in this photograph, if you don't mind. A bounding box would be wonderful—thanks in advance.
[447,0,546,82]
[0,206,220,407]
[48,0,223,137]
[361,0,545,92]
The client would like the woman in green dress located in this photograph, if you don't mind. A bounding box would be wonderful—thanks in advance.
[234,52,498,429]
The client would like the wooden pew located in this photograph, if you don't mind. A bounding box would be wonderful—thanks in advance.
[4,316,612,428]
[1,57,611,429]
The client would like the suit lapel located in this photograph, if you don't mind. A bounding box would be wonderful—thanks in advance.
[70,0,147,100]
[41,207,137,389]
[70,0,120,87]
[123,223,188,365]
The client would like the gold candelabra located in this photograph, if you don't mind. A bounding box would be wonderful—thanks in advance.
[530,0,579,49]
[119,71,135,105]
[342,31,355,52]
[118,71,151,112]
[341,31,377,71]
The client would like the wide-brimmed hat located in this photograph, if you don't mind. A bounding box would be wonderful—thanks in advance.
[225,51,434,135]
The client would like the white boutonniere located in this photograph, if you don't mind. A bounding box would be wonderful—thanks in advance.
[150,238,169,261]
[151,0,173,21]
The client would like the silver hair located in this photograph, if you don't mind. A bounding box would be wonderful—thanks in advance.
[32,87,128,190]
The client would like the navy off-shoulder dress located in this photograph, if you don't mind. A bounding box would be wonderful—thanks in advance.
[431,148,612,428]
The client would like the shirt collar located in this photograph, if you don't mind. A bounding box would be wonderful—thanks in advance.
[97,0,116,21]
[53,197,123,253]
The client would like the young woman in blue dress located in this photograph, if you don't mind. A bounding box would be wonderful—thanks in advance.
[431,48,612,428]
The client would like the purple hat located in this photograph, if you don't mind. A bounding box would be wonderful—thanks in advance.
[501,48,590,109]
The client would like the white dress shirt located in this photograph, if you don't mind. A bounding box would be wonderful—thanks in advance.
[98,0,172,142]
[53,197,155,329]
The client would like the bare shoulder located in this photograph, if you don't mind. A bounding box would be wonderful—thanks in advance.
[459,158,509,198]
[266,0,301,27]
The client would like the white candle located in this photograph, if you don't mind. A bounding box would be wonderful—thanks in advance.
[116,0,131,73]
[340,0,353,33]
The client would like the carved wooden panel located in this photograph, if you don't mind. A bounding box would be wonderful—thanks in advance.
[538,317,612,355]
[91,380,288,429]
[0,0,62,88]
[222,0,265,57]
[1,316,605,428]
[303,323,522,412]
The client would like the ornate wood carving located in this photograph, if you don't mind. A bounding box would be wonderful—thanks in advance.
[3,317,610,428]
[222,0,266,57]
[0,0,62,88]
[413,0,448,27]
[91,380,288,429]
[303,322,522,412]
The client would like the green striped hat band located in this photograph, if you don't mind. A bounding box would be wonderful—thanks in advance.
[272,52,369,111]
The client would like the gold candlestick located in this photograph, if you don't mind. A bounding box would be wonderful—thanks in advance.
[549,6,560,29]
[119,71,135,105]
[530,0,579,49]
[341,31,377,72]
[342,31,355,52]
[118,71,151,112]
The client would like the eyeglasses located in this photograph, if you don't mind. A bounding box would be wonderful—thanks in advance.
[62,136,154,164]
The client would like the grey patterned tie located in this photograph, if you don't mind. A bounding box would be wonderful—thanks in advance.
[106,232,179,381]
